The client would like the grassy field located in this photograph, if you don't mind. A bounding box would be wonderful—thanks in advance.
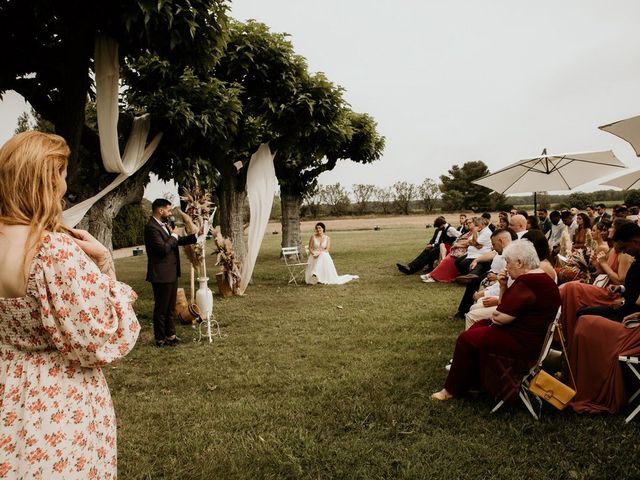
[109,226,640,480]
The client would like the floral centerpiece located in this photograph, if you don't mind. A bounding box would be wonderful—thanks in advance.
[211,227,241,296]
[180,178,213,278]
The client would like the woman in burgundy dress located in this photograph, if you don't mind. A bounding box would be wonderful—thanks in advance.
[432,239,561,400]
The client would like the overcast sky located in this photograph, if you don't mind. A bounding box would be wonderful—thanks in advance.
[2,0,640,198]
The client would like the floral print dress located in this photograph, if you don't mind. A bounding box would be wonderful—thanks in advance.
[0,233,140,479]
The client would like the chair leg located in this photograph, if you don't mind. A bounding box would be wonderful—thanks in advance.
[626,402,640,423]
[519,389,539,420]
[491,400,505,413]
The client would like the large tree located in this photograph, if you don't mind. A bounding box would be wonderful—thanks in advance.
[0,0,229,246]
[439,161,493,212]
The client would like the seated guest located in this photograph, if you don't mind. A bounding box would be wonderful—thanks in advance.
[572,213,591,251]
[465,230,555,329]
[457,213,469,234]
[594,203,611,224]
[431,240,561,400]
[568,310,640,414]
[422,218,476,283]
[497,212,509,230]
[560,222,640,342]
[454,217,493,283]
[585,205,596,225]
[516,209,529,218]
[628,206,640,223]
[527,215,540,231]
[482,212,496,232]
[508,214,528,238]
[547,210,566,250]
[396,216,460,275]
[537,208,552,235]
[561,210,578,238]
[614,205,629,219]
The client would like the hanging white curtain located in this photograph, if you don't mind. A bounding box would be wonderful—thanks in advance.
[62,36,162,227]
[238,144,277,294]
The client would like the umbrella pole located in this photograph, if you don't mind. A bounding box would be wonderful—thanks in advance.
[534,192,537,216]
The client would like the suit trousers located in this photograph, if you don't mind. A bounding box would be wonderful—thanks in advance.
[151,280,178,341]
[408,247,440,273]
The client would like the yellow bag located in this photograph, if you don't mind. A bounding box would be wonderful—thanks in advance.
[528,324,576,410]
[528,370,576,410]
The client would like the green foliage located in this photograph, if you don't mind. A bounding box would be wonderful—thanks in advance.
[566,192,595,210]
[112,203,148,249]
[393,181,416,215]
[439,161,492,211]
[418,178,440,213]
[352,184,377,214]
[14,108,55,134]
[441,189,465,212]
[624,189,640,207]
[319,183,351,216]
[489,191,511,211]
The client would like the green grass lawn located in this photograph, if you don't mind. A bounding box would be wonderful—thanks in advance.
[109,227,640,480]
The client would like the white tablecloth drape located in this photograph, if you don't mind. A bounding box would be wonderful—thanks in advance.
[238,144,277,294]
[63,36,161,227]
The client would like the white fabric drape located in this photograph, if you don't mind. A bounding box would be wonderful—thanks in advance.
[62,36,162,227]
[238,144,277,294]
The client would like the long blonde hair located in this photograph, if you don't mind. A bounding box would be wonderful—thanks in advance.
[0,131,70,268]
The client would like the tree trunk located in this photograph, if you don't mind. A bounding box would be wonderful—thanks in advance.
[280,189,302,250]
[77,166,152,252]
[217,172,247,265]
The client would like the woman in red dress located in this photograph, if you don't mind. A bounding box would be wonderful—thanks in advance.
[432,239,561,400]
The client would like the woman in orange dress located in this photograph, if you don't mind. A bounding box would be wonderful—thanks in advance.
[0,132,140,479]
[559,218,634,341]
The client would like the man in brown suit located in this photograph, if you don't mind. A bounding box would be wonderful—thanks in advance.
[144,198,198,347]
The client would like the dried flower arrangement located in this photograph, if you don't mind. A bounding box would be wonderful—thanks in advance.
[211,227,241,295]
[180,177,214,278]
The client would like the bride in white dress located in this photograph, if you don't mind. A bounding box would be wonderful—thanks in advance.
[305,222,359,285]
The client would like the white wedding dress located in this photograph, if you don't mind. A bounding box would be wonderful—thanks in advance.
[305,235,359,285]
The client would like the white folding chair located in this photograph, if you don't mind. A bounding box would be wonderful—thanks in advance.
[619,355,640,423]
[281,246,308,285]
[491,319,560,420]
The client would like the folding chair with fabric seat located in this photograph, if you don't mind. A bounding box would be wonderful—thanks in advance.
[490,319,561,420]
[619,355,640,423]
[281,246,308,285]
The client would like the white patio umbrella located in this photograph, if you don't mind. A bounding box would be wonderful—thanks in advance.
[599,114,640,157]
[472,149,626,212]
[600,168,640,190]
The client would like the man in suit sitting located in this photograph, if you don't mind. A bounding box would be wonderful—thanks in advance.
[145,198,198,347]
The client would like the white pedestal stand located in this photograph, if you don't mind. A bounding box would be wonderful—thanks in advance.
[194,236,222,343]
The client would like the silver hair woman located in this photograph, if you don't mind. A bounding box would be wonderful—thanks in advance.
[432,238,560,401]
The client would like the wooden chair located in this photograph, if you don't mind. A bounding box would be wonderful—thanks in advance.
[619,355,640,423]
[281,246,308,285]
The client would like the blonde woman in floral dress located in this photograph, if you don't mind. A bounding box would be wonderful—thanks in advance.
[0,132,140,479]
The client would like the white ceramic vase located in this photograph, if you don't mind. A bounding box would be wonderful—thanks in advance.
[195,276,213,320]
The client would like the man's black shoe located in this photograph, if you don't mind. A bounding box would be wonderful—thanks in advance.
[155,340,167,348]
[396,263,411,275]
[455,273,479,284]
[166,335,182,346]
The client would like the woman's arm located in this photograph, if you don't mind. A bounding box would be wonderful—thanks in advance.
[601,252,633,285]
[308,236,316,257]
[492,310,516,325]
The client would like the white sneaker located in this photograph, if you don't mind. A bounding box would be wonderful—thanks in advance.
[420,274,429,281]
[444,363,451,371]
[421,276,436,283]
